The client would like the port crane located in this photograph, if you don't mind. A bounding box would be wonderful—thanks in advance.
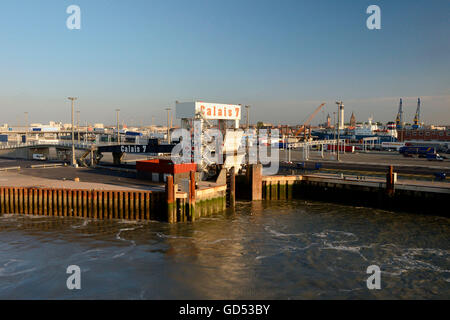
[412,98,421,129]
[294,103,326,136]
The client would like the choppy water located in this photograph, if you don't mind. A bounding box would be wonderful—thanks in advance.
[0,200,449,299]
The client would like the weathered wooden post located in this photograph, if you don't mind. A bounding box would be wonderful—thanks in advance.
[114,191,119,219]
[145,192,150,220]
[229,167,236,208]
[166,175,175,223]
[250,164,263,201]
[189,170,196,221]
[386,165,395,196]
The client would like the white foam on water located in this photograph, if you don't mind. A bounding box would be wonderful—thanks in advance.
[118,220,140,224]
[156,232,193,240]
[264,225,304,238]
[282,243,318,252]
[0,267,36,277]
[207,238,237,245]
[113,252,126,259]
[115,227,143,246]
[71,219,90,229]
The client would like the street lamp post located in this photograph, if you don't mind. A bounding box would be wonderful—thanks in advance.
[68,97,77,166]
[116,109,120,145]
[333,112,336,155]
[245,105,250,129]
[166,108,171,144]
[335,101,343,161]
[76,110,80,144]
[244,105,251,164]
[24,112,29,143]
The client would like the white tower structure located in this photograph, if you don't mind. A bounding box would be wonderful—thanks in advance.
[339,103,345,129]
[176,101,244,176]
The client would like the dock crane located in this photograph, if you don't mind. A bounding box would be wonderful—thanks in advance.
[294,103,326,136]
[412,98,421,129]
[395,98,403,130]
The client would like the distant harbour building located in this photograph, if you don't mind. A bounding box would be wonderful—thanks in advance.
[349,112,356,128]
[398,128,450,142]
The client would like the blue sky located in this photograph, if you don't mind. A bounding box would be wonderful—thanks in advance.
[0,0,449,126]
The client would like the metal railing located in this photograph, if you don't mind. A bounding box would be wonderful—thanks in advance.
[0,140,94,150]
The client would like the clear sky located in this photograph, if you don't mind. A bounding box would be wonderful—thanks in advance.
[0,0,449,126]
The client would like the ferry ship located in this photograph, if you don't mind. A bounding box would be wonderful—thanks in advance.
[312,118,398,143]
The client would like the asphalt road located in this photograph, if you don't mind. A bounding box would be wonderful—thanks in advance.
[0,158,163,190]
[279,150,450,175]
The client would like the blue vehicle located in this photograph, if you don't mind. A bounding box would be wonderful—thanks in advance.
[426,153,444,161]
[399,146,436,157]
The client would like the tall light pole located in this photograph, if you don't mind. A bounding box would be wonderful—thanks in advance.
[245,105,250,129]
[24,112,29,142]
[333,112,336,155]
[76,110,80,144]
[115,109,120,144]
[335,101,343,161]
[166,108,171,144]
[68,97,77,166]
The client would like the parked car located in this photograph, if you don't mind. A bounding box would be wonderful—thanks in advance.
[426,153,444,161]
[32,154,47,161]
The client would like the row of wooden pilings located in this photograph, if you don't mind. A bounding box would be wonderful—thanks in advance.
[0,186,166,220]
[0,171,232,223]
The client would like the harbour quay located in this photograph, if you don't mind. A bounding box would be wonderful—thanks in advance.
[0,158,448,222]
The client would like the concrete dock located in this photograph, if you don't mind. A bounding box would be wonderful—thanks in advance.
[1,156,448,222]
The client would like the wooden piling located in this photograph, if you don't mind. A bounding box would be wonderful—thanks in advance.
[189,171,196,221]
[279,182,286,200]
[386,165,395,196]
[251,164,263,201]
[83,190,88,218]
[43,189,48,216]
[229,167,236,208]
[87,191,93,218]
[23,188,28,214]
[0,188,4,213]
[92,191,98,219]
[73,190,79,217]
[48,189,53,216]
[139,193,144,220]
[13,188,18,214]
[124,191,129,220]
[166,175,175,223]
[118,191,124,219]
[107,191,113,220]
[129,192,135,220]
[38,189,43,215]
[18,188,24,214]
[62,190,68,217]
[98,191,103,220]
[270,182,278,200]
[77,190,83,218]
[33,189,38,215]
[114,191,119,219]
[145,193,150,220]
[57,189,62,216]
